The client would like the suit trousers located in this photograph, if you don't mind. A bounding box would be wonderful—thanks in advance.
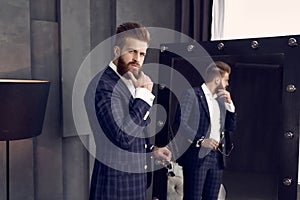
[183,150,222,200]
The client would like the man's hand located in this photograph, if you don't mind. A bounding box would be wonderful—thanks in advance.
[217,89,232,104]
[153,146,172,162]
[201,138,219,150]
[127,71,153,92]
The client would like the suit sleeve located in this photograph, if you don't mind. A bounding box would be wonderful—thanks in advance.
[174,89,200,142]
[95,83,152,150]
[225,110,237,132]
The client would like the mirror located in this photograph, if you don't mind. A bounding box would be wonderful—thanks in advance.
[153,35,300,199]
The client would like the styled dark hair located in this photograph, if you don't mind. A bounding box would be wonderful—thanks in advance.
[205,61,231,82]
[115,22,150,47]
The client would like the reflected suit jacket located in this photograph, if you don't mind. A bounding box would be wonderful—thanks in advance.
[175,86,237,169]
[85,66,153,200]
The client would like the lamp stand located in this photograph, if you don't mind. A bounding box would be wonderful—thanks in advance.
[6,140,9,200]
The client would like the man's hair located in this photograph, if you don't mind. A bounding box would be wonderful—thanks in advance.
[205,61,231,82]
[115,22,150,47]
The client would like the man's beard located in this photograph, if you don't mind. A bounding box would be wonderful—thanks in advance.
[215,81,227,96]
[216,82,224,90]
[116,56,141,79]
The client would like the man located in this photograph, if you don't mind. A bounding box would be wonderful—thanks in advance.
[175,61,237,200]
[87,22,171,200]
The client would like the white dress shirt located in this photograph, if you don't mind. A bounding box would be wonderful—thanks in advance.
[201,83,235,142]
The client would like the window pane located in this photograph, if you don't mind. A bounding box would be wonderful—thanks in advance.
[221,0,300,40]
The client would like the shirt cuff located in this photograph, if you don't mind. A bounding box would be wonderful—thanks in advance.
[135,88,155,106]
[225,101,235,113]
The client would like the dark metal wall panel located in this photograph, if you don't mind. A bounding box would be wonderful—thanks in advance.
[31,20,63,200]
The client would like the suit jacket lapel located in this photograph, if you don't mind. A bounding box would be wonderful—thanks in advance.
[195,87,210,119]
[106,66,150,142]
[106,66,134,102]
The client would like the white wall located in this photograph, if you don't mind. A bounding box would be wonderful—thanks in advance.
[222,0,300,40]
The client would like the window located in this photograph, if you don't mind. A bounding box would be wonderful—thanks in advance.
[213,0,300,40]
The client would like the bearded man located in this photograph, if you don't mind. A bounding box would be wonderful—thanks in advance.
[175,61,237,200]
[87,22,171,200]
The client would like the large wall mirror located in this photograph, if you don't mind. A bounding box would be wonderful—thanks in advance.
[153,35,300,199]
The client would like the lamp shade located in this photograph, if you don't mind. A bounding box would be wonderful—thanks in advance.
[0,79,50,141]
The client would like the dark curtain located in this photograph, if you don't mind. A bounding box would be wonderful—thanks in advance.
[176,0,213,41]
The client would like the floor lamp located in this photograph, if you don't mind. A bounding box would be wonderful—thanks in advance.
[0,79,50,200]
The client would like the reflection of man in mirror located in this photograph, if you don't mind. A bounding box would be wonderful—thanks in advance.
[175,61,237,199]
[87,22,171,200]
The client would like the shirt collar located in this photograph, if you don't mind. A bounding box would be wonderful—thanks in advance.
[109,61,121,78]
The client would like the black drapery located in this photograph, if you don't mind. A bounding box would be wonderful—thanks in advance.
[176,0,213,41]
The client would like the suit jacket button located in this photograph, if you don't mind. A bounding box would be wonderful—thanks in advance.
[144,144,148,149]
[144,165,148,170]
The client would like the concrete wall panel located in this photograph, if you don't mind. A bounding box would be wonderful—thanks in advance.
[61,0,91,137]
[31,20,63,200]
[0,1,33,200]
[0,0,31,77]
[30,0,57,21]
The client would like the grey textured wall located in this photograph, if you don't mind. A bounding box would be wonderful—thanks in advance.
[0,0,31,78]
[0,1,32,200]
[31,20,63,199]
[31,0,63,199]
[117,0,176,29]
[0,0,176,199]
[0,0,63,199]
[61,0,91,138]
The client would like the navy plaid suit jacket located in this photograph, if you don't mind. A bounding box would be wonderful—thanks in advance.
[174,87,236,199]
[86,66,153,200]
[175,87,236,168]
